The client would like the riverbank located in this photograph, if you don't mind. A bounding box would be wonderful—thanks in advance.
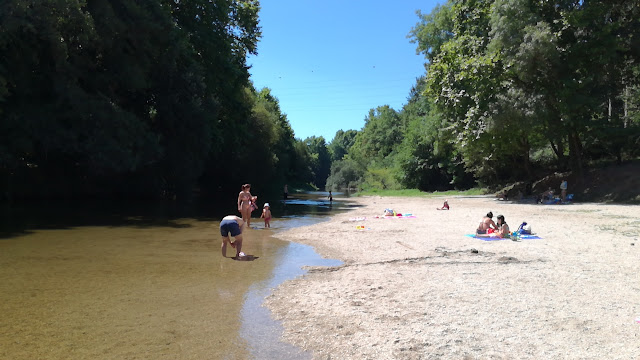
[266,196,640,359]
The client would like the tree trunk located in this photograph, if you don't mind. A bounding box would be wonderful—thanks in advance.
[568,130,584,182]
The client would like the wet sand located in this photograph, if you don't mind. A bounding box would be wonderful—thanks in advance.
[266,196,640,359]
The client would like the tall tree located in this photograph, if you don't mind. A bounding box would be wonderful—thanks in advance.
[304,136,331,189]
[0,0,262,200]
[328,129,358,162]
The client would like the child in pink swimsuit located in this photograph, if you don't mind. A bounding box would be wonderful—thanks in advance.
[260,203,272,228]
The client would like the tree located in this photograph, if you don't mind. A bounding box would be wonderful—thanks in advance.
[325,158,363,191]
[409,1,455,66]
[328,129,358,162]
[304,136,331,189]
[0,0,263,200]
[412,0,640,186]
[350,105,403,164]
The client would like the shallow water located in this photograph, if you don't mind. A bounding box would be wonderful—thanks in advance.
[0,193,352,360]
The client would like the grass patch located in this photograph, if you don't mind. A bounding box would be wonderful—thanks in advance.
[353,188,488,197]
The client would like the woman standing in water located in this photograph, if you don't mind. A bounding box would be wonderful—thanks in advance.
[238,184,255,228]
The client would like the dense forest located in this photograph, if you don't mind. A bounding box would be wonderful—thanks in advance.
[1,1,639,202]
[327,0,640,196]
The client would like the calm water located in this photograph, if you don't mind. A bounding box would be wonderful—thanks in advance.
[0,192,354,360]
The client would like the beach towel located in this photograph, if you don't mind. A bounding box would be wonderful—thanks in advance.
[374,215,417,219]
[465,234,542,241]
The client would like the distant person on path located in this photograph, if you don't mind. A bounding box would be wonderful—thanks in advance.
[495,215,510,238]
[476,211,497,234]
[260,203,272,228]
[437,199,450,210]
[283,184,288,200]
[328,191,333,202]
[219,215,245,258]
[560,180,568,202]
[238,184,254,228]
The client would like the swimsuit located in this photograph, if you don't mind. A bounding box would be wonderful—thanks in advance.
[220,219,241,237]
[239,192,252,209]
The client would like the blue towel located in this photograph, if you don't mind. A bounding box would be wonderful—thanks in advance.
[465,234,542,241]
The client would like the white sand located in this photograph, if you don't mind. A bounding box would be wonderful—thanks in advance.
[266,196,640,359]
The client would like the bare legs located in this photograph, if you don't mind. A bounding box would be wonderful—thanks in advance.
[241,205,252,228]
[221,235,243,258]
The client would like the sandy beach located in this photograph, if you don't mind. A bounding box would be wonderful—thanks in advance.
[266,196,640,359]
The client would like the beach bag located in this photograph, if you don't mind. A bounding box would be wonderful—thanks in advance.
[517,222,532,235]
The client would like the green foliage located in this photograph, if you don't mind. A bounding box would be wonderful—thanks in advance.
[328,129,358,162]
[410,0,640,186]
[0,0,269,200]
[3,0,640,201]
[325,158,364,191]
[409,1,455,65]
[360,166,402,191]
[355,188,488,197]
[303,136,331,189]
[350,106,403,163]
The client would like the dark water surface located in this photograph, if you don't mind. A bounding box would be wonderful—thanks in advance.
[0,192,354,360]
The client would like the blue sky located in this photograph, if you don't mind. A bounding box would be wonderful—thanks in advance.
[248,0,440,142]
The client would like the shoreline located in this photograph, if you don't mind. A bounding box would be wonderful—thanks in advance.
[266,195,640,359]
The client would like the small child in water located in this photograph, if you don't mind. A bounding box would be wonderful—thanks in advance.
[260,203,272,228]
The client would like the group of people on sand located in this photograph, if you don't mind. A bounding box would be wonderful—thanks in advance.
[536,179,569,204]
[476,211,510,238]
[219,183,273,259]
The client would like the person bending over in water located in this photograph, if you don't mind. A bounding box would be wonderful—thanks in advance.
[477,211,498,234]
[495,214,510,238]
[219,215,246,258]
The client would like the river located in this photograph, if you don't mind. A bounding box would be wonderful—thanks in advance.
[0,192,352,360]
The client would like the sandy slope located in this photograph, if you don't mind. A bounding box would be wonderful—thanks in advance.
[265,196,640,360]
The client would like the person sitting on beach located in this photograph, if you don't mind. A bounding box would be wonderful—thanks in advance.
[437,200,450,210]
[495,215,510,238]
[219,215,246,258]
[260,203,271,228]
[476,211,497,234]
